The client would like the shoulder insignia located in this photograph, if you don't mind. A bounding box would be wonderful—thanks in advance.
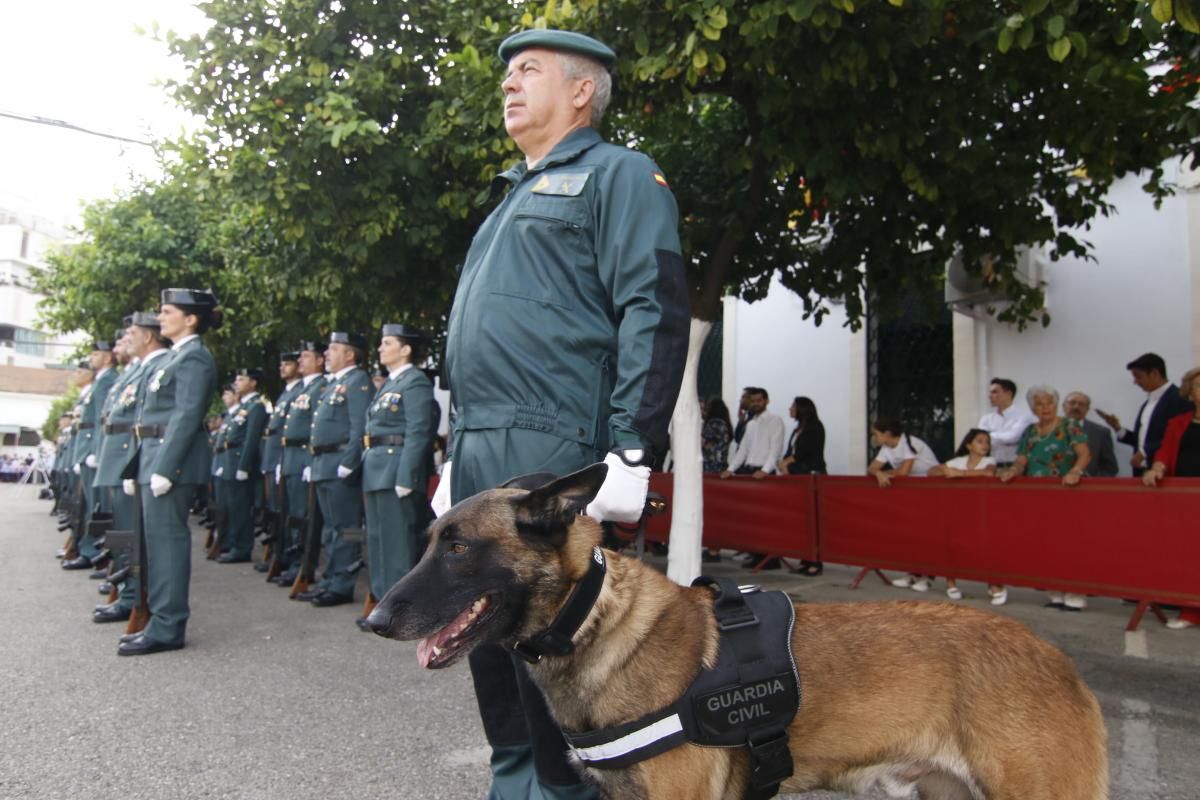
[653,172,669,188]
[532,172,589,197]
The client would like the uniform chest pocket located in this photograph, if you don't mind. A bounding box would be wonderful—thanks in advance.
[513,193,590,230]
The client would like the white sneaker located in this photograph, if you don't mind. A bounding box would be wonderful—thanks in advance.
[946,587,963,600]
[911,578,932,592]
[989,588,1008,606]
[1166,618,1195,630]
[891,575,914,588]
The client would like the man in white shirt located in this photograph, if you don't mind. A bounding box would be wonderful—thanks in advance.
[977,378,1034,466]
[721,387,787,479]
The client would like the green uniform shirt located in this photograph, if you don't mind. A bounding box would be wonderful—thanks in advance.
[135,337,217,484]
[261,380,301,474]
[445,127,688,459]
[281,374,327,477]
[309,367,374,482]
[362,365,435,494]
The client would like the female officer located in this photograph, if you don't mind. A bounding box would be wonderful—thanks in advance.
[119,288,219,656]
[359,324,435,627]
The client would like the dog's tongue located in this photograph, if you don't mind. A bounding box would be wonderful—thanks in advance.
[416,601,480,669]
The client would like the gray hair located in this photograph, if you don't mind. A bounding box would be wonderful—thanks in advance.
[558,52,611,125]
[1026,384,1060,409]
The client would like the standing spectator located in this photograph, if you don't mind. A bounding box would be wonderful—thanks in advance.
[1062,392,1119,477]
[732,387,754,446]
[869,418,940,591]
[778,396,826,576]
[1097,353,1194,476]
[720,388,786,479]
[930,429,997,601]
[978,378,1035,466]
[1141,366,1200,630]
[999,385,1091,611]
[701,396,733,473]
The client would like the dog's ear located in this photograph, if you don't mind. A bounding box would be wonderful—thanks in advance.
[499,471,562,491]
[512,463,609,530]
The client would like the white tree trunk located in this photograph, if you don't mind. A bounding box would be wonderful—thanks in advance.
[666,317,713,586]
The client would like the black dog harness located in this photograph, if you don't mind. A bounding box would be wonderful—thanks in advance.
[522,569,801,800]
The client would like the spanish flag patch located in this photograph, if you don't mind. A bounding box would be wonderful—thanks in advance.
[653,172,669,187]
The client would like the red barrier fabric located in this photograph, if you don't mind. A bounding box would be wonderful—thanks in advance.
[817,476,1200,605]
[641,474,819,561]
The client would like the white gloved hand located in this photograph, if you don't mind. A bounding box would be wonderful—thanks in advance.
[275,464,281,483]
[395,485,412,499]
[235,469,249,481]
[302,466,311,483]
[149,473,173,497]
[431,461,452,518]
[337,465,353,479]
[85,454,97,468]
[122,479,136,497]
[586,452,650,524]
[72,463,81,475]
[215,467,224,477]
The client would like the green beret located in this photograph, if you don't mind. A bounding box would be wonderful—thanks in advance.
[498,29,616,67]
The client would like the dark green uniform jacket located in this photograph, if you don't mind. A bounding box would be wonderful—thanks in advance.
[261,380,301,475]
[281,375,327,477]
[71,368,118,466]
[310,367,374,482]
[94,359,149,487]
[217,393,268,475]
[362,366,435,494]
[136,338,218,485]
[445,127,688,460]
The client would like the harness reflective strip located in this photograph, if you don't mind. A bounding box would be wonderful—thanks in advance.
[570,714,684,763]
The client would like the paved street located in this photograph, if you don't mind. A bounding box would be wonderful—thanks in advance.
[1,483,1197,799]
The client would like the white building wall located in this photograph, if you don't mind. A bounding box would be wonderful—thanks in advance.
[0,391,58,430]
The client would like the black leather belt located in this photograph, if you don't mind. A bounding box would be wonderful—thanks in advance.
[104,423,132,435]
[283,437,310,448]
[364,434,405,449]
[311,441,348,455]
[78,423,96,430]
[215,443,230,453]
[134,424,165,440]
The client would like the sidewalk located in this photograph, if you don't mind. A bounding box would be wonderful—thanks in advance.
[1,484,1195,799]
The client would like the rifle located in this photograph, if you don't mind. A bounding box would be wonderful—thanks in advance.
[289,482,323,598]
[266,474,289,580]
[256,472,278,568]
[206,485,226,560]
[61,481,85,562]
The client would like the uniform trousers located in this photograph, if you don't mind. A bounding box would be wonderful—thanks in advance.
[77,464,103,559]
[314,478,363,597]
[110,488,141,611]
[364,488,426,600]
[279,473,308,576]
[139,483,194,646]
[452,427,602,800]
[220,476,255,559]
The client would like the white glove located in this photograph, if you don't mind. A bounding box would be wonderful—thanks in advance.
[337,465,353,479]
[395,485,412,499]
[431,461,452,518]
[73,463,81,475]
[302,466,311,483]
[149,473,173,497]
[215,467,224,477]
[586,452,650,524]
[275,464,281,482]
[85,454,97,468]
[235,469,249,481]
[122,479,136,496]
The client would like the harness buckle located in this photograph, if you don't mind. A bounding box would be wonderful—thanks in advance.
[747,731,794,793]
[511,640,544,664]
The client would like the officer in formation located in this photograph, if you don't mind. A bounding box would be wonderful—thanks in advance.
[256,351,301,574]
[213,367,268,563]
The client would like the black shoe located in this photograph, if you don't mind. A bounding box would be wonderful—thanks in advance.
[88,569,108,580]
[119,630,145,644]
[118,637,184,656]
[216,553,250,564]
[311,592,353,607]
[293,587,323,601]
[253,562,270,573]
[792,561,824,577]
[355,616,373,632]
[93,605,132,624]
[1044,601,1065,609]
[98,582,114,594]
[61,556,93,570]
[1061,605,1083,613]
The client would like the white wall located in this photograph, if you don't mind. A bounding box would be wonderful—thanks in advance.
[725,280,866,475]
[0,391,56,431]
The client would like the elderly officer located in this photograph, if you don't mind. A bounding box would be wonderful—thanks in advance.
[295,332,373,607]
[432,29,688,800]
[214,367,268,563]
[360,324,435,628]
[62,340,119,570]
[257,351,302,573]
[275,341,328,587]
[120,288,219,656]
[94,312,172,622]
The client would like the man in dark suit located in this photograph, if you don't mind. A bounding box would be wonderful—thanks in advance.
[1063,392,1118,477]
[1097,353,1195,476]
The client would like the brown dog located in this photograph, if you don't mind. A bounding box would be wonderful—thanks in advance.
[366,466,1109,800]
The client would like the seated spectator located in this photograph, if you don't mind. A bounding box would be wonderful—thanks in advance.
[701,397,732,563]
[1063,392,1119,477]
[868,418,940,592]
[1141,367,1200,631]
[778,396,826,575]
[999,385,1091,611]
[978,378,1035,466]
[930,429,997,602]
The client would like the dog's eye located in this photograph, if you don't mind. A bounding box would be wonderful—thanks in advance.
[450,542,468,555]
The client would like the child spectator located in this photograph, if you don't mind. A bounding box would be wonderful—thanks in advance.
[869,418,939,592]
[930,429,997,601]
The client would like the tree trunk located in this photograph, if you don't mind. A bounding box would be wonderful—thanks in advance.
[666,316,713,585]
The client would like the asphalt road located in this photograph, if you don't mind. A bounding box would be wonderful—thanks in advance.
[1,484,1196,799]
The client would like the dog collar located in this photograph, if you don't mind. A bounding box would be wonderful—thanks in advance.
[513,545,607,664]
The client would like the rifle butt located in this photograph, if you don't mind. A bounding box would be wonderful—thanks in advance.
[289,575,311,599]
[126,604,149,635]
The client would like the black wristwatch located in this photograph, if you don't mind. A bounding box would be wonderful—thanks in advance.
[615,448,648,468]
